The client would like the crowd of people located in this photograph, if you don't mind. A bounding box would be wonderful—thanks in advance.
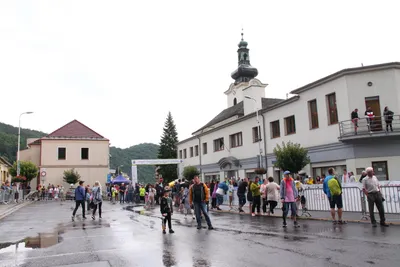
[68,165,389,231]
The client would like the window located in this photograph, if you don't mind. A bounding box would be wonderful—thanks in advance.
[372,161,389,181]
[190,147,194,157]
[179,150,182,159]
[202,142,208,154]
[58,147,66,160]
[326,93,338,124]
[308,99,319,129]
[270,120,280,138]
[252,126,261,142]
[233,98,237,105]
[81,148,89,160]
[213,138,224,152]
[183,149,187,159]
[284,115,296,135]
[194,145,199,156]
[229,132,243,148]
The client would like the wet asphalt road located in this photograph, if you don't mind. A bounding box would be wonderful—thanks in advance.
[0,201,399,267]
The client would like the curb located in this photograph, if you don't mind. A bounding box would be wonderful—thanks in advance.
[213,207,400,226]
[0,201,34,221]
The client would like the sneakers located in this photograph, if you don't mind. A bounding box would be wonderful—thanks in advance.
[294,221,300,228]
[192,215,195,220]
[71,215,75,221]
[283,222,287,228]
[380,222,389,227]
[197,225,202,229]
[163,230,166,234]
[169,229,175,234]
[338,220,347,225]
[91,215,95,220]
[208,226,214,230]
[251,213,255,217]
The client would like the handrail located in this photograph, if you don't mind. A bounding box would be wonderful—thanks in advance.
[339,115,400,138]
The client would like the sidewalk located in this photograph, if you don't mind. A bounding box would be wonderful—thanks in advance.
[0,201,33,220]
[216,204,400,225]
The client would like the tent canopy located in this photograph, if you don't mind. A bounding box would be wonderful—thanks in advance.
[111,175,131,184]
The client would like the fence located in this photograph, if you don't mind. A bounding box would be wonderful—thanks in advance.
[303,184,400,219]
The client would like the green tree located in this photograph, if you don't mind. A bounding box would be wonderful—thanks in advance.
[157,112,179,183]
[183,166,200,181]
[273,141,310,174]
[63,168,81,185]
[9,161,39,183]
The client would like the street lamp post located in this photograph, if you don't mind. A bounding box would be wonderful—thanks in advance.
[245,96,262,169]
[17,112,33,176]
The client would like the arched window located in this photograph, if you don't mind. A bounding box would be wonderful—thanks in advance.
[233,98,237,105]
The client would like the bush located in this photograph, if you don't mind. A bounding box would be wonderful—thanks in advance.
[63,169,81,185]
[183,166,200,181]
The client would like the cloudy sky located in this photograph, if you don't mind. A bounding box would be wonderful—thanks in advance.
[1,1,399,148]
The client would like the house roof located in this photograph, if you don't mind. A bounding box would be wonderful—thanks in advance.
[28,139,42,145]
[192,97,284,135]
[42,120,107,140]
[290,62,400,95]
[0,156,12,167]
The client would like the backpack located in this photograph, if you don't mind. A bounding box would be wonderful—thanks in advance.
[328,176,341,196]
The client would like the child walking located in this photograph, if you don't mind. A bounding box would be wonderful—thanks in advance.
[160,186,174,234]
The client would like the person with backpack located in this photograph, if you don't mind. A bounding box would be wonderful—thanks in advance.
[280,171,300,228]
[160,186,174,234]
[189,175,214,230]
[323,168,346,225]
[215,180,229,211]
[91,181,103,220]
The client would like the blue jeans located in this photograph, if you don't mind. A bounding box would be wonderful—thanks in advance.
[282,202,297,219]
[216,194,224,206]
[193,202,212,227]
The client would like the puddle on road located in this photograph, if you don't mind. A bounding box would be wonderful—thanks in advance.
[0,230,63,254]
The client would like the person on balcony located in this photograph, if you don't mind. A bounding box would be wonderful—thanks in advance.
[351,108,359,134]
[365,107,375,132]
[383,106,394,132]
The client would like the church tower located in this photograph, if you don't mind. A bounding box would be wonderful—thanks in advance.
[225,32,267,115]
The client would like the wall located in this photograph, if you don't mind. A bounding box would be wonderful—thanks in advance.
[41,140,109,167]
[353,156,400,181]
[40,166,109,188]
[264,76,348,153]
[19,144,41,166]
[346,69,399,117]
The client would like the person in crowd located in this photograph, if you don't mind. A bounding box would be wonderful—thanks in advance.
[228,180,234,210]
[247,180,253,213]
[160,186,174,234]
[215,180,228,211]
[323,168,346,224]
[341,169,349,184]
[383,106,394,132]
[72,181,86,221]
[86,187,91,211]
[182,183,195,219]
[211,181,218,209]
[351,108,359,134]
[189,175,214,230]
[148,184,156,207]
[91,181,102,220]
[237,178,248,213]
[260,178,268,215]
[359,171,367,183]
[280,171,300,228]
[295,176,304,217]
[250,176,261,216]
[139,185,146,203]
[365,106,375,132]
[362,167,389,227]
[266,177,280,215]
[119,183,126,204]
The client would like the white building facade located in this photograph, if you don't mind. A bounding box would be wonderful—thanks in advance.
[177,35,400,182]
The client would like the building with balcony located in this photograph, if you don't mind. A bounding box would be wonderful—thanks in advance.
[19,120,110,188]
[177,34,400,182]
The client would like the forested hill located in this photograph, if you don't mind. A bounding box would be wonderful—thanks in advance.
[0,122,159,183]
[0,122,46,162]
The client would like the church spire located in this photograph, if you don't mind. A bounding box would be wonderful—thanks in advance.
[231,31,258,84]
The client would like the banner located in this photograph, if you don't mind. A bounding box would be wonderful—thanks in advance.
[131,159,183,165]
[131,165,138,185]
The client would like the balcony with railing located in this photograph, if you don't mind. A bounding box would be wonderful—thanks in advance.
[339,115,400,141]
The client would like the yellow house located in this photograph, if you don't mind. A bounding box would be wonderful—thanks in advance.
[19,120,109,188]
[0,156,12,184]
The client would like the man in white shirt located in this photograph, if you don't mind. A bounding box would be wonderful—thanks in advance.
[362,167,389,227]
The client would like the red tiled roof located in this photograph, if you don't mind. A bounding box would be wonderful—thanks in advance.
[46,120,106,139]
